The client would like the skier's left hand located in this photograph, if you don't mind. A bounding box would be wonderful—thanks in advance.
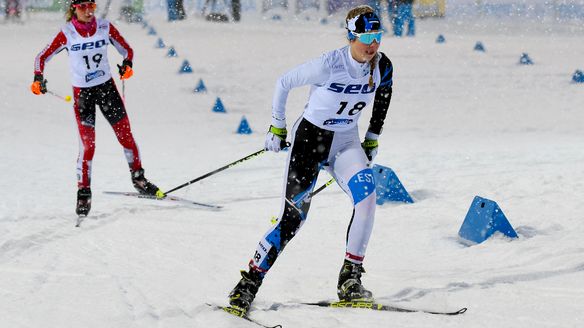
[117,59,133,80]
[361,131,379,162]
[30,74,47,95]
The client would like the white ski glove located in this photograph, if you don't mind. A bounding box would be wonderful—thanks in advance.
[265,125,288,152]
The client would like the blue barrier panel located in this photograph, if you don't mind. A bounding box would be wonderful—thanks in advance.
[458,196,518,244]
[372,164,414,205]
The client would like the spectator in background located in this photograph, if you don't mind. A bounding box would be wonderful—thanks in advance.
[368,0,382,22]
[5,0,23,21]
[393,0,415,37]
[167,0,186,21]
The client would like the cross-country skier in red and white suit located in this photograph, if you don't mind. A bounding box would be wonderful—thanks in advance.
[31,0,163,216]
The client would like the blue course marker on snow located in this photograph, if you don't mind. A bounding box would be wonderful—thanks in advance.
[436,34,446,43]
[458,196,518,244]
[167,47,178,57]
[193,79,207,93]
[572,70,584,83]
[474,41,485,52]
[212,97,226,113]
[236,116,252,134]
[148,27,156,35]
[155,38,166,48]
[519,53,534,65]
[179,60,193,73]
[372,164,414,205]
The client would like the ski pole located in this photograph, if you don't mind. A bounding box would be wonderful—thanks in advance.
[305,177,335,202]
[47,90,72,102]
[285,177,336,213]
[166,146,285,195]
[166,142,291,194]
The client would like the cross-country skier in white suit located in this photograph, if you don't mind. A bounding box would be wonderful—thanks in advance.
[228,5,394,314]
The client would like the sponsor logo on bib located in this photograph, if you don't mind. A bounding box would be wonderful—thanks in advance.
[85,70,105,82]
[71,39,107,51]
[327,82,376,94]
[323,118,354,126]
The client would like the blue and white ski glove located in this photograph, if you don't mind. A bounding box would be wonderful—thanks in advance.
[265,125,288,152]
[361,131,379,162]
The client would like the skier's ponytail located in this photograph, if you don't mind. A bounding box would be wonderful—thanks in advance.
[65,2,75,21]
[368,55,377,88]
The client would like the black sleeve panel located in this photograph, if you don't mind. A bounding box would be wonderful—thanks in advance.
[368,52,393,135]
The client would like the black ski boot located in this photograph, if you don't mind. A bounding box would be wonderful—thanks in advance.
[131,168,164,198]
[76,187,92,216]
[337,259,373,301]
[228,269,264,315]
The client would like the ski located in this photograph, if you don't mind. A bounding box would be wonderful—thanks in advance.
[103,191,222,210]
[297,300,467,316]
[206,303,282,328]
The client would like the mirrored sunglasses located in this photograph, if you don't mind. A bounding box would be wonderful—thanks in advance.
[352,32,383,45]
[73,2,97,10]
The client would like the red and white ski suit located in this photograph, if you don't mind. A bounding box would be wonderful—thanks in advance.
[34,17,142,188]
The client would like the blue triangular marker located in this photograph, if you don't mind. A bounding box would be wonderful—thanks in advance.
[237,116,252,134]
[179,60,193,74]
[436,34,446,43]
[155,38,165,48]
[572,70,584,83]
[193,79,207,93]
[519,53,534,65]
[148,27,156,35]
[458,196,518,244]
[474,41,485,52]
[166,47,178,57]
[212,97,226,113]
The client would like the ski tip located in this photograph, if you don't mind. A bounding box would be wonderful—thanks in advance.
[457,307,468,314]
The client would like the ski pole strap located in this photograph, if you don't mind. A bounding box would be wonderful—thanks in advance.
[165,148,269,194]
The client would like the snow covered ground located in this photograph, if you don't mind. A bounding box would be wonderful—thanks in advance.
[1,5,584,328]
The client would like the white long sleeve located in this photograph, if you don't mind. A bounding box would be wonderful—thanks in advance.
[271,54,332,128]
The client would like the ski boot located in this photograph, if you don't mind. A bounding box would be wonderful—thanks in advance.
[337,259,373,301]
[76,187,92,216]
[228,269,264,315]
[131,168,164,198]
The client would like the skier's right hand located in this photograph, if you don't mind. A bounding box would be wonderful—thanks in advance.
[264,125,288,152]
[30,74,47,95]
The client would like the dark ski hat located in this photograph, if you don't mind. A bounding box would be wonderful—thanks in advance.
[346,12,381,34]
[71,0,95,6]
